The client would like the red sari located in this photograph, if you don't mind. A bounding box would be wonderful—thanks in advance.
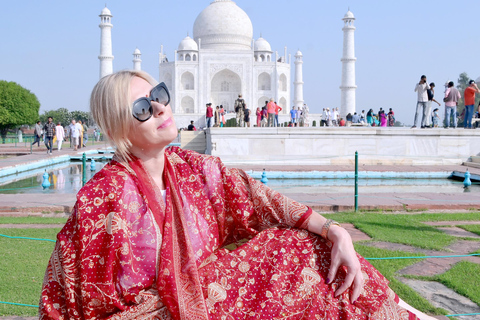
[40,147,418,319]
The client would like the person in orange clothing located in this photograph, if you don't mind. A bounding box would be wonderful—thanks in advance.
[463,80,480,129]
[266,98,276,127]
[274,101,282,127]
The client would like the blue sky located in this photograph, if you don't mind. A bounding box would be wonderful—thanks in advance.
[1,0,479,125]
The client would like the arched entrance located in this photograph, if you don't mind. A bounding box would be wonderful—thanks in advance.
[211,69,241,112]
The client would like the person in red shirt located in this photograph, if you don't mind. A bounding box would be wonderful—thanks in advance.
[266,98,276,127]
[205,103,213,128]
[463,80,480,128]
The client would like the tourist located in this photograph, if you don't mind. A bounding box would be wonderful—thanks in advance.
[412,75,430,128]
[31,121,42,147]
[187,120,196,131]
[55,122,64,151]
[360,110,366,124]
[43,116,55,155]
[303,103,310,127]
[338,117,346,126]
[388,108,396,127]
[297,105,303,126]
[267,98,276,127]
[234,94,245,127]
[463,80,480,129]
[77,120,85,149]
[274,101,282,127]
[261,105,268,127]
[219,105,226,127]
[345,113,353,126]
[332,107,339,126]
[321,108,327,126]
[256,107,261,127]
[290,106,297,127]
[326,108,333,126]
[366,109,374,126]
[205,103,213,128]
[214,106,220,127]
[69,119,80,151]
[426,82,441,128]
[432,108,440,127]
[444,81,461,129]
[39,70,430,320]
[352,112,360,124]
[378,108,387,127]
[82,121,89,146]
[244,105,251,127]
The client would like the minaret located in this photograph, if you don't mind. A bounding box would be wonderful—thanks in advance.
[340,10,357,117]
[133,48,142,70]
[294,50,304,109]
[98,6,114,79]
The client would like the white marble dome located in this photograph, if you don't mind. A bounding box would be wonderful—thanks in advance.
[254,37,272,52]
[178,35,198,51]
[133,48,141,54]
[344,10,354,19]
[100,7,112,16]
[193,0,253,50]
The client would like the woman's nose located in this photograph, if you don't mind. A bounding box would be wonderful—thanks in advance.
[152,101,166,116]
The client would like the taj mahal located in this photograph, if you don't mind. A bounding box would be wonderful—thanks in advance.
[98,0,357,128]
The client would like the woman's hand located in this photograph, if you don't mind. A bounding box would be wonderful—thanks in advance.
[326,226,364,303]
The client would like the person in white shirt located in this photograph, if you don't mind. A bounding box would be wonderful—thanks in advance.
[55,123,65,151]
[69,119,80,151]
[412,75,431,128]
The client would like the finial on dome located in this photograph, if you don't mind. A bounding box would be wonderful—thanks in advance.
[260,32,262,38]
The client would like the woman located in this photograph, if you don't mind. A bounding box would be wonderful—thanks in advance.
[244,105,251,127]
[219,105,226,127]
[214,106,220,127]
[388,108,395,127]
[366,109,374,126]
[378,108,387,127]
[256,107,261,127]
[432,108,440,127]
[40,70,431,320]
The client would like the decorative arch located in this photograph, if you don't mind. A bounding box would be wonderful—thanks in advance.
[193,54,197,61]
[211,69,241,112]
[258,72,271,91]
[181,71,194,90]
[267,55,271,62]
[258,96,269,109]
[185,54,191,61]
[260,54,265,62]
[279,97,287,112]
[181,96,194,114]
[279,74,287,92]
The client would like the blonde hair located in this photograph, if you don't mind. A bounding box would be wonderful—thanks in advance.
[90,70,158,164]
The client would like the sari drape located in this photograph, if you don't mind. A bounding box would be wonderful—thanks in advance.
[40,147,418,319]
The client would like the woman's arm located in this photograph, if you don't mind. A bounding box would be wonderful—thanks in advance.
[306,212,363,304]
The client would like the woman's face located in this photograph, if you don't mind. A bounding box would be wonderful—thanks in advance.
[127,77,177,153]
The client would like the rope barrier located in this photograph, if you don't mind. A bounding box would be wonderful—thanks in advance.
[0,233,56,243]
[364,253,480,260]
[0,301,38,308]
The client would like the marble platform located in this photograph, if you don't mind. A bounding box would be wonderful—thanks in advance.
[205,127,480,165]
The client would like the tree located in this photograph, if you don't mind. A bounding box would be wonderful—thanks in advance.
[0,80,40,143]
[70,110,91,126]
[40,108,71,127]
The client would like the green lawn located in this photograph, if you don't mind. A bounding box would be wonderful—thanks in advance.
[433,261,480,307]
[355,244,448,315]
[0,216,68,225]
[457,224,480,236]
[328,211,480,250]
[0,228,59,316]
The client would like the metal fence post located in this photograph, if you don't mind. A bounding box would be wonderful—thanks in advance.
[355,151,358,212]
[82,153,87,186]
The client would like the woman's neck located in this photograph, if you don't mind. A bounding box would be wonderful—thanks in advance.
[130,147,166,190]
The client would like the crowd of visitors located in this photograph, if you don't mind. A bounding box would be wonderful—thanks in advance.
[29,118,101,154]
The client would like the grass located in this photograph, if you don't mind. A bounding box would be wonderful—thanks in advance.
[0,228,59,316]
[433,261,480,307]
[457,224,480,236]
[0,216,68,225]
[325,211,480,250]
[355,244,448,316]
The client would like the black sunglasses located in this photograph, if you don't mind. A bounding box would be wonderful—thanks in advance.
[132,82,170,122]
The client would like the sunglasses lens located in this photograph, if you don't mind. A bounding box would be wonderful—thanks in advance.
[132,99,152,121]
[151,85,169,106]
